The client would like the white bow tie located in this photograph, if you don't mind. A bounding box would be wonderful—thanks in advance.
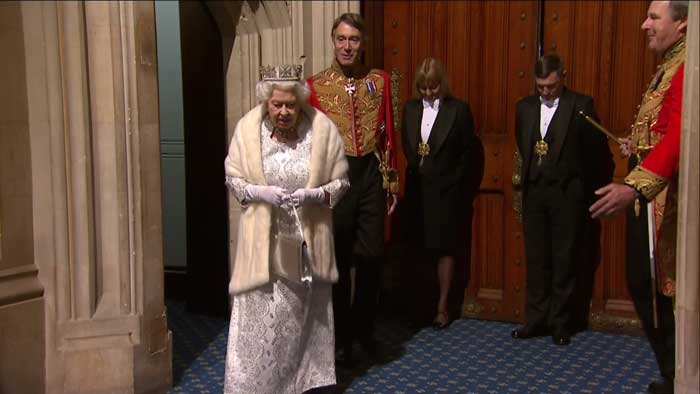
[422,99,439,109]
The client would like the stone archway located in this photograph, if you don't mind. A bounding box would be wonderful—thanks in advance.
[675,3,699,393]
[0,3,44,393]
[1,2,170,393]
[1,1,362,393]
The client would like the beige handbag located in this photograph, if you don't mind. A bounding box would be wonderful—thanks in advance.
[271,205,312,285]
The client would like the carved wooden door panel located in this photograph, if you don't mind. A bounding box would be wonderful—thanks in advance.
[383,1,540,322]
[382,1,655,324]
[541,1,656,322]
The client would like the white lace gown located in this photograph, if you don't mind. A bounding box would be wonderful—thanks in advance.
[224,116,348,394]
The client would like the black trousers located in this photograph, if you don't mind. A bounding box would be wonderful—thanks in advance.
[568,217,602,333]
[522,177,586,335]
[333,154,385,347]
[626,203,675,382]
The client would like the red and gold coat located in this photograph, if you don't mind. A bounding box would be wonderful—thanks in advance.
[624,38,685,297]
[308,61,399,193]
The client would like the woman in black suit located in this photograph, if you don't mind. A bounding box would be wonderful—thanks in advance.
[400,57,475,329]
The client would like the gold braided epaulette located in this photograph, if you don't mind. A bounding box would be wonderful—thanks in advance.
[627,38,685,156]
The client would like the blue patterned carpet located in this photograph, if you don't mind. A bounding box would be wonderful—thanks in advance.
[166,301,660,393]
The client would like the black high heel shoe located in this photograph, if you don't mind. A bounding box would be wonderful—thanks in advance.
[432,311,450,330]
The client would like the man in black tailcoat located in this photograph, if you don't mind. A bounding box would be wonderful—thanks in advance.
[512,54,614,346]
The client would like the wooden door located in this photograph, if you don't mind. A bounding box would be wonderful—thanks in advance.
[383,1,540,322]
[382,0,655,323]
[541,1,657,321]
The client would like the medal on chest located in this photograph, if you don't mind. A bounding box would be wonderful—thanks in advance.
[534,139,548,165]
[417,142,430,157]
[417,141,430,166]
[365,80,376,95]
[344,78,356,96]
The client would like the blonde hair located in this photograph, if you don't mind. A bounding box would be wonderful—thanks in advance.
[413,57,451,99]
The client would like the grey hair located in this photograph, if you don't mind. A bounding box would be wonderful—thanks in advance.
[534,54,564,79]
[255,80,311,103]
[669,1,688,21]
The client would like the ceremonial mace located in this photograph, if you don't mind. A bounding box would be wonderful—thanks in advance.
[578,111,623,144]
[578,110,659,328]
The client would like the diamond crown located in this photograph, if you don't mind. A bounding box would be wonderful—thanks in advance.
[259,64,303,82]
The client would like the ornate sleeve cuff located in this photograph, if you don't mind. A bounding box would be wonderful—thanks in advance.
[623,165,668,201]
[225,176,250,206]
[321,176,350,208]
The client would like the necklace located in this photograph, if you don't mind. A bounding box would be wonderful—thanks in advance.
[264,116,300,142]
[272,126,298,141]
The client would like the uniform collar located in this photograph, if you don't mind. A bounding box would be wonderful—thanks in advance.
[663,37,685,63]
[331,59,370,79]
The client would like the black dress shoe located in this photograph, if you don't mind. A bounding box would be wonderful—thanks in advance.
[358,337,386,361]
[567,320,589,334]
[648,379,674,394]
[335,344,355,367]
[552,334,571,346]
[511,325,549,339]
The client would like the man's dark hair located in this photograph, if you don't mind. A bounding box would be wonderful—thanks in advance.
[669,1,688,21]
[534,54,564,79]
[331,13,366,38]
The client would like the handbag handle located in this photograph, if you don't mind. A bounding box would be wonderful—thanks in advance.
[291,205,313,285]
[291,204,306,240]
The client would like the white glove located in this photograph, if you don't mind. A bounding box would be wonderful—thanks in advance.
[290,187,326,206]
[244,184,289,206]
[619,137,635,157]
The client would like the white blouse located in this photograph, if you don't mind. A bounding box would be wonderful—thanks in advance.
[420,98,440,143]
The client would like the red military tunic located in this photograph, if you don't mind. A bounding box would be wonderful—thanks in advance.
[308,61,399,193]
[639,65,684,182]
[624,38,685,296]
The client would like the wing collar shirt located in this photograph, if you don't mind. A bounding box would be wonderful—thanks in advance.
[539,96,559,139]
[421,98,440,143]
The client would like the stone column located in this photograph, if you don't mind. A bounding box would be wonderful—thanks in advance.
[0,2,45,393]
[14,1,171,393]
[675,2,699,393]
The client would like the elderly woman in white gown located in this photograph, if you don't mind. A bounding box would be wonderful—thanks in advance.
[223,64,349,394]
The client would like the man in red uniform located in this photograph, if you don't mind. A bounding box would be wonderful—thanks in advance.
[307,13,398,364]
[590,1,687,393]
